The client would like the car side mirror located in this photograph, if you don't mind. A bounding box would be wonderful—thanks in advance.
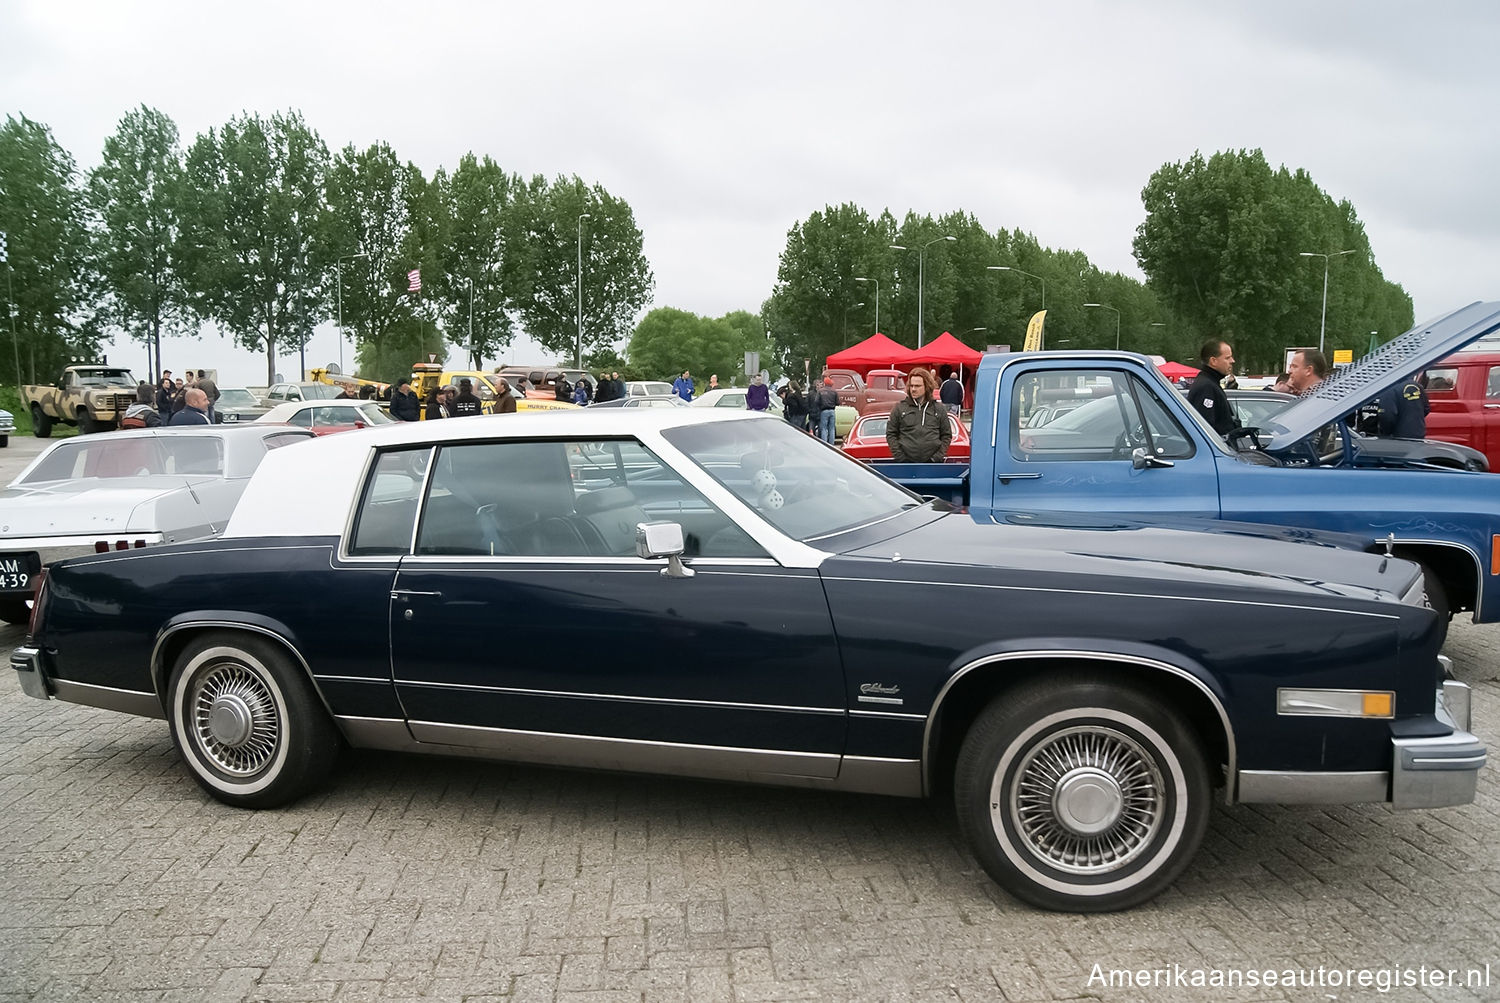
[1131,447,1174,470]
[635,521,694,579]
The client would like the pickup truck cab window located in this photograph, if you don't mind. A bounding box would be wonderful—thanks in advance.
[1010,369,1194,462]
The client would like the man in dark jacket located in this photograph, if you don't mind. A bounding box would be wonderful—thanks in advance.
[939,371,964,416]
[1186,340,1236,436]
[390,380,421,421]
[168,388,211,425]
[451,379,482,417]
[1374,375,1429,438]
[886,367,951,462]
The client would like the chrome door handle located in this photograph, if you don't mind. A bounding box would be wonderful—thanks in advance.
[391,589,443,600]
[997,472,1043,484]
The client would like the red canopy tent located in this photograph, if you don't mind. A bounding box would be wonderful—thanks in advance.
[825,333,918,374]
[1157,361,1198,380]
[909,331,983,370]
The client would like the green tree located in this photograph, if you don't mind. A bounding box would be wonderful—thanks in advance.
[321,141,434,379]
[177,110,331,384]
[436,153,515,368]
[506,175,653,365]
[1133,148,1411,372]
[627,307,762,383]
[0,114,95,385]
[87,105,192,383]
[765,203,897,371]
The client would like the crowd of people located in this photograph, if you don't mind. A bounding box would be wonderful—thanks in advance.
[120,368,222,428]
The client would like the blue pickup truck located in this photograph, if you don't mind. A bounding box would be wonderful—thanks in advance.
[879,301,1500,626]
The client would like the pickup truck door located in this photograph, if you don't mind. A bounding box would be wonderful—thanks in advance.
[982,361,1222,517]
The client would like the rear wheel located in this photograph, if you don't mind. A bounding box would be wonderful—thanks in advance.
[31,405,52,438]
[954,673,1211,912]
[167,632,341,808]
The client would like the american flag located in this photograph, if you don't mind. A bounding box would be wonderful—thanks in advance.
[407,268,422,292]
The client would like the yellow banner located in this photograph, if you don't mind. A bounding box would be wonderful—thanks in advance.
[1333,349,1353,365]
[1023,310,1047,352]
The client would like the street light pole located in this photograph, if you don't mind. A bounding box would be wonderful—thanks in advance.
[465,276,475,368]
[1298,249,1358,354]
[1083,303,1121,350]
[853,276,879,336]
[336,251,367,374]
[914,236,955,347]
[986,265,1046,311]
[576,212,592,370]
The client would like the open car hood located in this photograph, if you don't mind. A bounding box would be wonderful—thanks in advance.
[1263,301,1500,453]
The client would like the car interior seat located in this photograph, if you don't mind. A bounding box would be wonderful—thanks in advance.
[571,486,650,556]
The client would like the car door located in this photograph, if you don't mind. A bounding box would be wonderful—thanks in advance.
[384,436,847,781]
[986,363,1222,517]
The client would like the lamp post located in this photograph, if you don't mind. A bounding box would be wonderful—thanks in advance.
[1084,303,1121,350]
[464,276,476,368]
[891,235,955,347]
[852,276,879,336]
[986,265,1046,311]
[1298,249,1359,354]
[843,302,866,346]
[576,212,592,369]
[336,251,367,373]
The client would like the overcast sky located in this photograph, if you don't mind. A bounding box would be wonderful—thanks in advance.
[4,0,1497,386]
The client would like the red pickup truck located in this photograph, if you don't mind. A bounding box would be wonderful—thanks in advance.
[1423,341,1500,471]
[822,368,908,414]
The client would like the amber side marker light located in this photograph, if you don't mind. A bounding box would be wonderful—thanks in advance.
[1492,534,1499,576]
[1277,688,1396,719]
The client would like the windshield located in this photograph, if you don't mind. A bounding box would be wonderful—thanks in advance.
[356,402,394,424]
[77,369,136,388]
[662,418,920,542]
[219,389,259,407]
[303,384,343,400]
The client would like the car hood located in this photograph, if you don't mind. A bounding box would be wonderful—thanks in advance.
[1264,300,1500,452]
[840,508,1418,605]
[0,479,202,535]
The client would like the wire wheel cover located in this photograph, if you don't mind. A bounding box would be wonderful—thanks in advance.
[1009,725,1165,875]
[190,662,281,776]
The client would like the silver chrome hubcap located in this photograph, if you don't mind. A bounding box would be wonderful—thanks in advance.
[191,663,280,776]
[1010,726,1164,874]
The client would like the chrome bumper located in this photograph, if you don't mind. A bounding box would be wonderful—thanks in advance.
[1392,677,1485,810]
[11,644,51,699]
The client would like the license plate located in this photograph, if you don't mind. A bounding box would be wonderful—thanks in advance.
[0,553,40,594]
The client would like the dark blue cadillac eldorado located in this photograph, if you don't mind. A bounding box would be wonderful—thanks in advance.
[11,409,1485,911]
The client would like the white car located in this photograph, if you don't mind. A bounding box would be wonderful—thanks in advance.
[0,407,13,447]
[626,381,675,398]
[0,424,314,623]
[689,387,784,415]
[257,399,395,434]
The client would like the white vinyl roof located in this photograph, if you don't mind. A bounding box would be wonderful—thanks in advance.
[223,409,780,540]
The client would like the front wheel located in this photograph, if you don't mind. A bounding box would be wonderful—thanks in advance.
[78,411,99,434]
[167,632,341,808]
[954,674,1211,912]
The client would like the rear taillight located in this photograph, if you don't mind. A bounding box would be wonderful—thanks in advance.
[27,568,48,637]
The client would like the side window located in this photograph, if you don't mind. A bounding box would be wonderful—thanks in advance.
[413,439,765,559]
[1487,366,1500,398]
[830,374,857,391]
[349,449,430,555]
[1010,370,1191,461]
[1423,368,1457,393]
[286,410,313,428]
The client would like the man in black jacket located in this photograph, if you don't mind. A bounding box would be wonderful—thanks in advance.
[1186,340,1236,436]
[390,379,422,421]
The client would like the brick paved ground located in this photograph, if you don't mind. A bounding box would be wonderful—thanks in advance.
[1,620,1496,1002]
